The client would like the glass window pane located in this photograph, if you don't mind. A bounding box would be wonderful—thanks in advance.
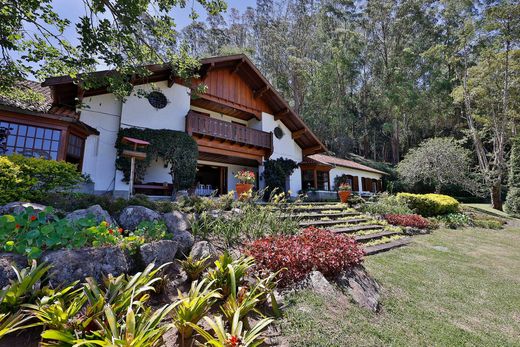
[27,127,36,137]
[51,141,59,151]
[6,135,15,146]
[25,138,34,148]
[43,140,51,150]
[18,125,27,136]
[36,128,44,138]
[16,137,25,147]
[50,152,57,160]
[52,130,61,141]
[35,139,42,149]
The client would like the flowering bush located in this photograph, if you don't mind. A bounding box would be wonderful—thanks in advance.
[384,214,430,229]
[338,183,352,191]
[396,193,459,216]
[243,227,364,287]
[234,169,255,184]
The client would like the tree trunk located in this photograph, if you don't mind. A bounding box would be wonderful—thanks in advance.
[391,118,400,164]
[491,182,503,211]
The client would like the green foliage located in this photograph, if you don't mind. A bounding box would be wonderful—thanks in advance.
[397,138,474,194]
[206,253,255,298]
[397,193,460,217]
[505,136,520,216]
[178,255,212,281]
[263,158,298,196]
[130,220,168,243]
[0,261,50,313]
[0,155,82,204]
[435,213,471,229]
[170,279,222,339]
[37,192,129,215]
[176,192,235,214]
[188,309,273,347]
[360,193,413,215]
[2,0,226,96]
[191,191,298,247]
[0,207,121,259]
[115,128,198,190]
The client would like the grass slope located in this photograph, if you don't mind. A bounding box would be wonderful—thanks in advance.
[280,226,520,346]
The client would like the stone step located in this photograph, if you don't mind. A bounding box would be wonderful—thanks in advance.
[281,211,360,219]
[299,218,368,228]
[364,237,411,256]
[354,231,400,242]
[331,224,383,234]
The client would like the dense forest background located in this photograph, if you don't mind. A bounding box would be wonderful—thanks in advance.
[177,0,519,172]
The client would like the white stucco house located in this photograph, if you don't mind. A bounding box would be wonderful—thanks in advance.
[1,55,385,199]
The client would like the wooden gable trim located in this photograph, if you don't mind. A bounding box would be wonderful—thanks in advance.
[253,85,269,98]
[292,128,306,139]
[274,108,290,121]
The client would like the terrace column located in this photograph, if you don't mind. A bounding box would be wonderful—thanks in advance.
[358,176,364,194]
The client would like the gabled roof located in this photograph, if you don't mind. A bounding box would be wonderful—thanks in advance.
[307,154,387,175]
[42,54,326,154]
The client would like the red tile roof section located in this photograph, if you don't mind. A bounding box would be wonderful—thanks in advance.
[307,154,387,175]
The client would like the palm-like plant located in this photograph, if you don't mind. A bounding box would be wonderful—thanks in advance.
[178,255,211,281]
[188,309,273,347]
[220,286,263,324]
[170,279,222,340]
[0,261,50,312]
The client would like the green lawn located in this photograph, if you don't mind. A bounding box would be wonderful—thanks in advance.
[279,226,520,346]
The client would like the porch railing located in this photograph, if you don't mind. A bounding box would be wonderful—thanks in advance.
[186,110,273,149]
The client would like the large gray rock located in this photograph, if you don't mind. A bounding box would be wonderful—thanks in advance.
[299,271,336,296]
[118,205,161,231]
[65,204,115,225]
[41,247,128,286]
[189,241,219,263]
[0,253,28,288]
[163,211,190,232]
[0,202,47,215]
[172,230,194,258]
[336,265,381,312]
[140,240,178,267]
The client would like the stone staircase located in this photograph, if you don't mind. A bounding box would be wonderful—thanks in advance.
[280,202,411,255]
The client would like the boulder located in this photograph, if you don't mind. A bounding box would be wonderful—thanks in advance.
[140,240,178,267]
[118,205,161,231]
[163,211,190,232]
[65,204,115,225]
[41,247,128,286]
[299,271,336,296]
[0,253,28,288]
[336,265,381,312]
[171,230,195,258]
[0,202,47,215]
[189,241,219,263]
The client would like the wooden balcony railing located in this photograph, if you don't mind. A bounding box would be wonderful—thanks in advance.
[186,111,273,150]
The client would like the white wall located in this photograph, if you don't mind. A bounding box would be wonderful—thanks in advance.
[250,112,303,195]
[120,82,191,131]
[329,166,383,193]
[79,93,122,192]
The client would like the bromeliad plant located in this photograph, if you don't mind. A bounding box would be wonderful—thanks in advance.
[178,255,212,281]
[189,309,273,347]
[170,279,222,340]
[206,253,255,298]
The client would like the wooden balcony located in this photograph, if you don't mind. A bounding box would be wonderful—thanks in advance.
[186,110,273,165]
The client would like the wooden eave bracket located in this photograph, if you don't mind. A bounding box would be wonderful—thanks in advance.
[303,145,323,156]
[232,58,245,74]
[274,108,290,121]
[292,128,306,139]
[253,85,270,99]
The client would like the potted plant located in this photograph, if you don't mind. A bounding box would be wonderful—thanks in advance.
[234,169,255,199]
[338,183,352,203]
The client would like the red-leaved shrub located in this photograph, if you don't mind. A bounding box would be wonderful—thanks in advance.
[384,213,430,229]
[243,226,364,287]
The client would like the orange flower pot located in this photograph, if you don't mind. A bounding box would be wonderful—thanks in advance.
[338,190,351,203]
[236,183,253,200]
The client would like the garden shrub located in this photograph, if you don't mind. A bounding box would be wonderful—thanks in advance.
[384,214,430,229]
[262,157,298,197]
[397,193,459,216]
[361,193,413,215]
[0,207,122,259]
[0,155,82,204]
[244,227,364,287]
[435,213,470,229]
